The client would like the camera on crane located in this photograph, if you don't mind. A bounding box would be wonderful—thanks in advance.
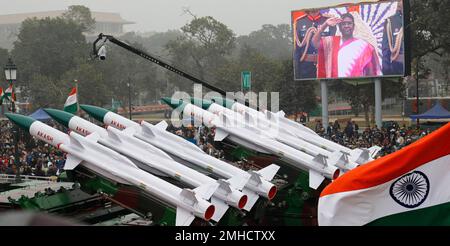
[97,45,107,60]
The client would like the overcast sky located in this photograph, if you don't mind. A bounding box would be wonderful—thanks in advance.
[0,0,321,35]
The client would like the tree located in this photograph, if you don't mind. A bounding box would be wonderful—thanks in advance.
[237,24,292,60]
[27,74,66,109]
[120,30,183,56]
[11,17,88,108]
[410,0,450,59]
[165,16,236,92]
[277,60,317,118]
[61,63,110,107]
[0,48,9,83]
[93,41,158,111]
[12,17,87,85]
[62,5,96,32]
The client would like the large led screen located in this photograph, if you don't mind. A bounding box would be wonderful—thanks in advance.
[292,0,406,80]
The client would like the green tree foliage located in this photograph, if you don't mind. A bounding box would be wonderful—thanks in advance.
[214,45,282,92]
[120,30,183,56]
[237,24,292,60]
[61,63,109,107]
[11,17,88,110]
[277,60,317,116]
[62,5,96,32]
[12,17,88,85]
[0,48,9,83]
[165,16,236,92]
[93,41,158,112]
[27,74,66,108]
[410,0,450,59]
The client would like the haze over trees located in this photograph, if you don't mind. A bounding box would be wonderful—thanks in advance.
[0,1,448,123]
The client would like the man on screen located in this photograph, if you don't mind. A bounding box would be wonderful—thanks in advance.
[382,0,404,75]
[293,10,336,79]
[312,13,381,78]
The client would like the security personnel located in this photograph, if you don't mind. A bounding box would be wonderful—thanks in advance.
[382,1,404,75]
[293,10,336,80]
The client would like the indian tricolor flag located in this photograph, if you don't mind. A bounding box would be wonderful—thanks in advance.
[64,87,78,114]
[4,85,12,100]
[319,123,450,226]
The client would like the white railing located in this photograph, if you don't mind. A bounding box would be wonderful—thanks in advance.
[0,174,57,182]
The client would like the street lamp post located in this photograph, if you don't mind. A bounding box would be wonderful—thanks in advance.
[4,58,20,182]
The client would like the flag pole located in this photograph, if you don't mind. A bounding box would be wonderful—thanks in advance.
[74,79,79,116]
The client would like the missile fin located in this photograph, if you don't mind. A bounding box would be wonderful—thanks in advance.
[106,127,122,143]
[214,128,229,141]
[256,164,280,181]
[241,188,260,211]
[64,154,83,170]
[312,154,328,168]
[351,148,371,165]
[175,207,195,226]
[140,121,156,138]
[217,179,232,194]
[210,197,229,222]
[248,170,262,185]
[155,120,169,130]
[226,175,249,190]
[85,132,100,143]
[309,169,325,189]
[329,151,350,170]
[180,189,198,206]
[276,110,286,117]
[368,145,382,159]
[69,135,84,150]
[193,183,218,200]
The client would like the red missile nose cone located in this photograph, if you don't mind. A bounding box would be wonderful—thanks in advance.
[268,185,277,200]
[238,195,248,209]
[333,169,341,180]
[204,205,215,221]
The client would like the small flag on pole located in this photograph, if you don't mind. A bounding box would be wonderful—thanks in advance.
[4,85,12,100]
[64,87,78,114]
[0,87,3,105]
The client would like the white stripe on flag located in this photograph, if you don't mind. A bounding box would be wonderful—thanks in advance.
[64,94,77,107]
[318,155,450,226]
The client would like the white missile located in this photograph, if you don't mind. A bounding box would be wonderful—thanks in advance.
[206,97,380,164]
[201,101,359,171]
[44,108,248,222]
[80,105,279,211]
[5,113,216,226]
[163,99,341,189]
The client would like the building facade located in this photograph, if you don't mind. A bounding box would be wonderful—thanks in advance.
[0,10,134,49]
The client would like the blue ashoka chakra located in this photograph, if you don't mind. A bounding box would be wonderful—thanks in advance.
[389,171,430,208]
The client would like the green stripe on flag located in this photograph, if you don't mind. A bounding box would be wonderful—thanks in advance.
[367,202,450,226]
[64,103,78,114]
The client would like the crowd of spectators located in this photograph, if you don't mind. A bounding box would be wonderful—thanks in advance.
[0,120,66,177]
[0,117,438,177]
[314,120,433,156]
